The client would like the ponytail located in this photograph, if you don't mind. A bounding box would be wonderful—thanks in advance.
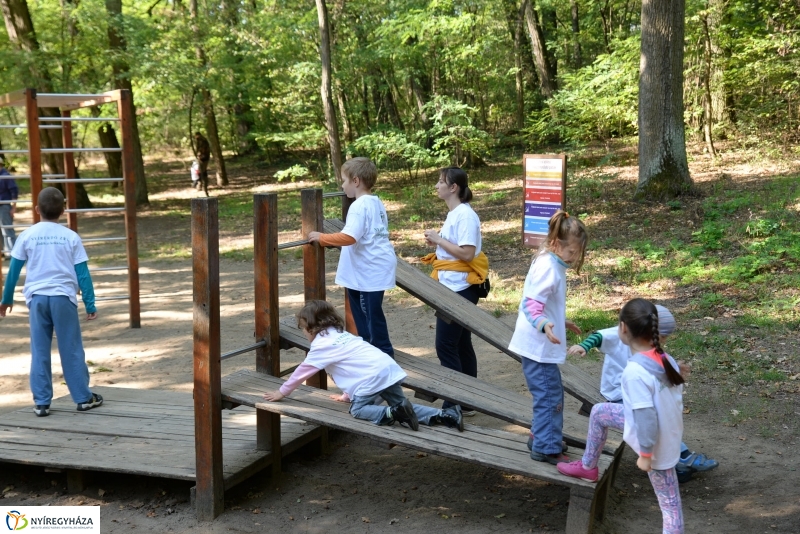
[620,299,685,387]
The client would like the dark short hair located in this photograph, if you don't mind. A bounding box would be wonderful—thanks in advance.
[38,187,65,220]
[341,157,378,190]
[296,300,345,338]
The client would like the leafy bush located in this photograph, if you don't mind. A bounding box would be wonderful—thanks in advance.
[274,164,310,182]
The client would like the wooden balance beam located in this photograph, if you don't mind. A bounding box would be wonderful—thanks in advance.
[323,219,606,414]
[221,370,617,534]
[278,319,622,456]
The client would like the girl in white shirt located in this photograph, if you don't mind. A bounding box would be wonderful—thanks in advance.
[508,210,587,464]
[423,167,484,414]
[558,298,685,534]
[263,300,464,431]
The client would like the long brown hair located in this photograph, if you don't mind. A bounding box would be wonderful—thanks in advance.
[619,298,684,386]
[296,300,345,338]
[542,210,588,273]
[440,167,473,203]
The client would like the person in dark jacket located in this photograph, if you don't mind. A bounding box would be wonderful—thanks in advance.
[193,132,211,196]
[0,160,18,257]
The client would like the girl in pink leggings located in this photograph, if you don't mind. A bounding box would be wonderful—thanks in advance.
[558,298,686,534]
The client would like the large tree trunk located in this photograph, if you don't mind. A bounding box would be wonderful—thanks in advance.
[522,0,556,98]
[700,10,716,157]
[105,0,149,204]
[1,0,92,208]
[221,0,256,155]
[636,0,693,199]
[189,0,228,186]
[504,0,525,129]
[570,0,581,68]
[315,0,343,184]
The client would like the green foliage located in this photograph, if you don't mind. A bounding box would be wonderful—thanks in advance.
[349,129,435,181]
[274,164,310,182]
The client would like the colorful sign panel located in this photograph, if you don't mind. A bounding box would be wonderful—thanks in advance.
[522,154,566,248]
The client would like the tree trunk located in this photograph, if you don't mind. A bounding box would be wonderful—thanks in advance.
[570,0,581,68]
[106,0,150,203]
[222,0,256,155]
[700,10,716,157]
[636,0,693,199]
[335,79,353,143]
[315,0,343,184]
[522,0,557,98]
[1,0,92,208]
[189,0,228,186]
[90,106,123,187]
[504,0,525,129]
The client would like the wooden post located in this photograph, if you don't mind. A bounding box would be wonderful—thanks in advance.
[565,487,597,534]
[301,188,326,390]
[117,90,141,328]
[254,193,281,474]
[61,109,78,231]
[192,197,224,520]
[340,194,358,335]
[25,89,42,224]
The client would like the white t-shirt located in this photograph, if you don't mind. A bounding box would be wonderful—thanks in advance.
[435,203,482,292]
[335,195,396,292]
[304,327,407,398]
[598,326,629,402]
[508,252,568,364]
[622,355,684,470]
[11,221,88,306]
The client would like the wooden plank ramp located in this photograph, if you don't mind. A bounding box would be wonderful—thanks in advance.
[0,386,322,490]
[222,369,615,533]
[278,319,622,455]
[323,219,606,411]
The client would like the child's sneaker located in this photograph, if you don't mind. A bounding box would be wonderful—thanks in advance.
[33,404,50,417]
[461,410,477,417]
[77,393,103,412]
[527,433,568,453]
[675,463,693,483]
[557,460,599,482]
[678,451,718,472]
[390,399,419,431]
[530,451,569,465]
[435,406,464,432]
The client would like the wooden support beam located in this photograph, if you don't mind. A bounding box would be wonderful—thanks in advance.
[25,89,42,224]
[66,469,86,493]
[192,197,224,520]
[61,110,78,231]
[254,194,281,474]
[117,90,141,328]
[301,188,327,391]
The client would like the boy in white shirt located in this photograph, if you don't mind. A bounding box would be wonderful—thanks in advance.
[0,187,102,417]
[308,158,396,357]
[263,300,463,431]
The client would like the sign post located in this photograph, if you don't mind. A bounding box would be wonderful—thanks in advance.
[522,154,567,248]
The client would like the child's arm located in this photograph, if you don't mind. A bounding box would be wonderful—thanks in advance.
[520,298,562,344]
[308,231,356,247]
[568,331,604,356]
[74,261,97,319]
[632,406,658,471]
[0,257,24,317]
[262,362,321,401]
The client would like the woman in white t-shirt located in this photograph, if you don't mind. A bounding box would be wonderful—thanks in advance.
[558,298,686,534]
[422,167,486,414]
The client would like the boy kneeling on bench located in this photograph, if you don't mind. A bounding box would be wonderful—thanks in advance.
[263,300,464,431]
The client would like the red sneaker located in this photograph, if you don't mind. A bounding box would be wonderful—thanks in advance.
[557,460,598,482]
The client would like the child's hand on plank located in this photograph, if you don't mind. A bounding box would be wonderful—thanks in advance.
[263,391,285,402]
[567,345,586,357]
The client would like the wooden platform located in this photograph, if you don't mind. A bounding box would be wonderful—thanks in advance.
[221,370,616,532]
[323,219,606,410]
[0,386,322,490]
[278,319,622,455]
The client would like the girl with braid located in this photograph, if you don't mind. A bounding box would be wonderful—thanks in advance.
[558,298,685,534]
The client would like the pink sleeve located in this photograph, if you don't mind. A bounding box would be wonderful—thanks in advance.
[521,298,550,332]
[279,362,322,397]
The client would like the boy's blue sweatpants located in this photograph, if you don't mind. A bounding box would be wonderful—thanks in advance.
[522,357,564,455]
[28,295,92,406]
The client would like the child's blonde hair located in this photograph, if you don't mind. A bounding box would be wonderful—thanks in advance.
[541,210,588,273]
[341,157,378,190]
[296,300,345,338]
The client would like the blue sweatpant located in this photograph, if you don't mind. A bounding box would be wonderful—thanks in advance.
[350,381,441,425]
[347,289,394,357]
[28,295,92,406]
[522,357,564,455]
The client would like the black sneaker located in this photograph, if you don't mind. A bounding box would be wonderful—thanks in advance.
[33,404,50,417]
[435,406,464,432]
[390,399,419,431]
[527,433,568,453]
[77,393,103,412]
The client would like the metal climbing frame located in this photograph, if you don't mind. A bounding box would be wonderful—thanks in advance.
[0,88,140,328]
